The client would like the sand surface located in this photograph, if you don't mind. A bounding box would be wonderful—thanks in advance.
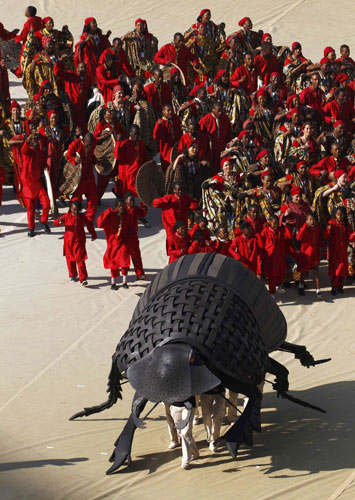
[1,1,355,499]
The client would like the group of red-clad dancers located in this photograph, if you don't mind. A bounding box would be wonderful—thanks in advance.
[0,7,355,297]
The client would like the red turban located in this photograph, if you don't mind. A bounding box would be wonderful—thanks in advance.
[336,73,349,83]
[238,130,249,140]
[320,57,329,66]
[324,46,335,57]
[257,149,269,161]
[261,170,273,179]
[47,110,57,119]
[286,93,298,109]
[43,17,53,25]
[292,42,301,51]
[286,107,300,120]
[262,33,272,43]
[297,160,308,170]
[291,186,303,196]
[238,17,251,27]
[199,9,210,17]
[10,100,20,111]
[270,72,279,79]
[135,18,145,25]
[84,17,95,26]
[41,35,52,47]
[333,120,345,128]
[214,69,227,82]
[256,89,268,99]
[221,156,232,167]
[334,169,347,179]
[112,85,124,95]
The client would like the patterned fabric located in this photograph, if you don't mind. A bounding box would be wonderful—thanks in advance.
[58,155,82,196]
[274,125,298,170]
[122,30,158,77]
[210,83,248,133]
[202,173,240,233]
[249,106,274,147]
[312,183,344,227]
[24,52,58,99]
[165,158,210,200]
[0,118,26,183]
[128,96,157,156]
[243,187,282,220]
[276,173,315,204]
[187,34,218,82]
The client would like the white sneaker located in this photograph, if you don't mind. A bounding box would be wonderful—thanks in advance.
[181,462,190,470]
[168,441,179,449]
[276,286,286,294]
[209,442,217,452]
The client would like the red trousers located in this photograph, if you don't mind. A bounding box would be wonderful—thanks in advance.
[71,186,98,221]
[23,188,50,229]
[129,237,144,277]
[66,257,88,281]
[331,276,344,290]
[111,268,128,278]
[268,276,283,294]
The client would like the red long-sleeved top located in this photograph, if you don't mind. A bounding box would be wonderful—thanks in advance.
[153,193,199,234]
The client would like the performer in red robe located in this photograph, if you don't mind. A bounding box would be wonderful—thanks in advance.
[167,220,191,263]
[74,17,110,85]
[96,53,121,103]
[53,200,97,285]
[253,42,281,85]
[53,57,91,132]
[299,73,325,113]
[324,206,355,294]
[199,102,232,173]
[187,230,213,254]
[178,121,211,162]
[309,143,351,181]
[14,6,43,77]
[188,216,211,241]
[296,213,323,298]
[229,222,262,276]
[230,52,259,96]
[153,181,199,236]
[153,104,182,170]
[211,226,232,255]
[144,68,172,114]
[323,88,355,132]
[260,215,288,296]
[153,33,198,83]
[98,38,135,79]
[114,124,150,198]
[67,133,98,221]
[124,193,147,280]
[97,199,130,289]
[20,133,50,237]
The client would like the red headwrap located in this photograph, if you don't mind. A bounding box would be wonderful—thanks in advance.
[324,46,335,57]
[320,57,329,66]
[261,33,272,43]
[286,93,298,110]
[135,18,145,25]
[335,73,349,84]
[10,100,20,112]
[256,89,268,99]
[221,157,232,167]
[291,186,303,196]
[292,42,301,51]
[334,169,347,179]
[170,67,179,78]
[297,160,308,170]
[84,17,95,26]
[189,83,205,97]
[199,9,210,18]
[286,107,300,120]
[238,17,251,27]
[261,170,273,179]
[41,35,52,47]
[214,69,227,82]
[112,85,124,95]
[47,110,57,120]
[43,17,53,25]
[257,149,269,161]
[238,130,249,140]
[270,72,279,79]
[333,120,345,128]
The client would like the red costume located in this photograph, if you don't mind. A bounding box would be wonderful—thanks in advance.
[323,100,355,132]
[261,225,289,293]
[187,240,212,254]
[15,15,43,78]
[153,115,182,170]
[53,62,91,132]
[211,239,232,256]
[230,65,258,95]
[153,43,197,82]
[114,138,150,197]
[152,193,199,235]
[20,140,50,230]
[280,200,312,230]
[324,219,355,289]
[253,54,281,85]
[199,112,232,173]
[167,231,191,263]
[97,208,130,276]
[98,48,135,78]
[74,22,110,85]
[96,63,121,103]
[53,212,96,282]
[188,223,211,241]
[125,204,147,278]
[299,86,325,112]
[229,234,262,275]
[144,81,172,114]
[310,156,351,180]
[67,138,98,221]
[178,131,211,161]
[296,223,321,273]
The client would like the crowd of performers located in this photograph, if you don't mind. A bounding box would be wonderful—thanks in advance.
[1,6,355,469]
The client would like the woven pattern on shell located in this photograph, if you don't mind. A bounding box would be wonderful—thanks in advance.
[116,279,268,385]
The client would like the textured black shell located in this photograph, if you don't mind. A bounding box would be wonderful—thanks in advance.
[115,254,287,385]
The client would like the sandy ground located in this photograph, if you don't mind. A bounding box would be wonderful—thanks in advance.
[1,1,355,499]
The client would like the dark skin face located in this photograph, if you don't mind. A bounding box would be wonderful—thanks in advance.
[174,35,184,48]
[336,91,347,105]
[112,39,123,51]
[269,218,279,230]
[136,22,145,35]
[188,123,198,137]
[331,143,340,159]
[306,214,316,227]
[311,74,320,89]
[248,207,258,220]
[89,20,98,32]
[212,105,222,118]
[11,107,21,121]
[201,10,211,22]
[153,70,163,86]
[244,54,253,68]
[220,73,229,85]
[196,88,207,101]
[116,202,125,215]
[83,135,93,149]
[291,113,300,125]
[70,204,80,216]
[297,165,307,177]
[270,74,279,87]
[104,109,112,122]
[125,196,135,207]
[198,221,207,231]
[335,209,345,222]
[262,175,273,189]
[341,47,350,59]
[334,123,345,137]
[176,224,187,236]
[198,24,207,36]
[49,113,58,127]
[44,40,55,55]
[45,19,54,31]
[244,19,252,30]
[173,184,182,198]
[77,62,86,76]
[261,155,270,167]
[132,83,143,99]
[242,226,252,238]
[130,127,139,141]
[217,227,228,240]
[321,62,330,74]
[162,106,173,119]
[262,45,272,58]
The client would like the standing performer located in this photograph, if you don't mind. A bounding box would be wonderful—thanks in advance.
[20,131,51,237]
[124,193,147,281]
[97,199,130,290]
[167,220,191,263]
[53,200,97,286]
[229,221,262,277]
[153,104,182,171]
[169,397,199,470]
[261,215,288,298]
[200,385,226,452]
